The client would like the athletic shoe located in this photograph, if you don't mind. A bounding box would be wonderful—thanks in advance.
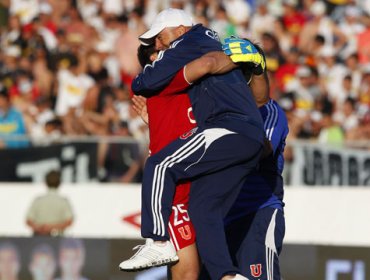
[119,238,179,272]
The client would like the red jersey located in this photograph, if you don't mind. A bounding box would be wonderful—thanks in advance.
[144,67,197,251]
[147,68,196,155]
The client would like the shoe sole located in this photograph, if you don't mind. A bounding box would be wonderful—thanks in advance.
[119,257,179,272]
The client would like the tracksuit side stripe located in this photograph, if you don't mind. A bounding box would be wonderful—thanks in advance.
[268,103,279,140]
[157,137,205,235]
[151,133,205,235]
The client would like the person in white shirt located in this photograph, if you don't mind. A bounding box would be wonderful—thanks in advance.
[55,55,95,117]
[317,46,348,101]
[9,0,39,25]
[334,97,359,133]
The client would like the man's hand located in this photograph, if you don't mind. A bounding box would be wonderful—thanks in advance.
[132,96,149,124]
[222,37,266,75]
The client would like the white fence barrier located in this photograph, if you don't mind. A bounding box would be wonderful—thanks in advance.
[1,183,369,247]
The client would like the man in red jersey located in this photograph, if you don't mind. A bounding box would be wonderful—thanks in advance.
[133,44,198,280]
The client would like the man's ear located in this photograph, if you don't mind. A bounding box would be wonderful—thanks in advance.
[150,53,158,63]
[176,25,187,37]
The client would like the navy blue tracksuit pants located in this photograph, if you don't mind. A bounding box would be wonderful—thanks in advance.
[199,207,285,280]
[141,125,263,280]
[226,208,285,280]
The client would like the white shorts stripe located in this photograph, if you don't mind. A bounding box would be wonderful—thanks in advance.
[168,222,180,251]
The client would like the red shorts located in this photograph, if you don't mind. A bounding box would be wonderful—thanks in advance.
[168,181,196,251]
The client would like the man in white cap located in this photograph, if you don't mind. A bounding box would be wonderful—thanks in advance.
[119,8,265,280]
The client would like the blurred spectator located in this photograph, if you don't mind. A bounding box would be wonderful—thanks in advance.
[261,32,284,72]
[358,26,370,64]
[1,15,22,49]
[249,1,276,42]
[317,45,348,100]
[64,6,90,45]
[281,0,306,45]
[298,1,346,54]
[275,46,300,92]
[55,55,94,118]
[98,120,143,182]
[358,64,370,117]
[0,84,28,148]
[9,69,39,113]
[273,18,293,53]
[223,0,251,26]
[285,65,321,115]
[344,53,362,94]
[26,170,74,236]
[30,117,63,146]
[318,112,345,144]
[114,14,141,84]
[9,0,39,25]
[337,5,365,59]
[333,97,359,132]
[29,244,57,280]
[0,241,20,280]
[19,20,49,59]
[1,45,21,81]
[209,5,236,41]
[56,239,89,280]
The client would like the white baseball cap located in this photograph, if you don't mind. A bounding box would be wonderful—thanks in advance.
[139,8,193,45]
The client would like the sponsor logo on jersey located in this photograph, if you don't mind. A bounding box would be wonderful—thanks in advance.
[187,107,196,124]
[180,127,198,140]
[205,29,220,42]
[250,264,262,278]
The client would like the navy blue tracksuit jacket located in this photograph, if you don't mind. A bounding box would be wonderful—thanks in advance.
[132,24,265,280]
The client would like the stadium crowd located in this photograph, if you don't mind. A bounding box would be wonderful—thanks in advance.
[0,0,369,162]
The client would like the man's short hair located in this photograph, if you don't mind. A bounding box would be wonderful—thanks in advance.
[137,44,157,68]
[45,170,61,189]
